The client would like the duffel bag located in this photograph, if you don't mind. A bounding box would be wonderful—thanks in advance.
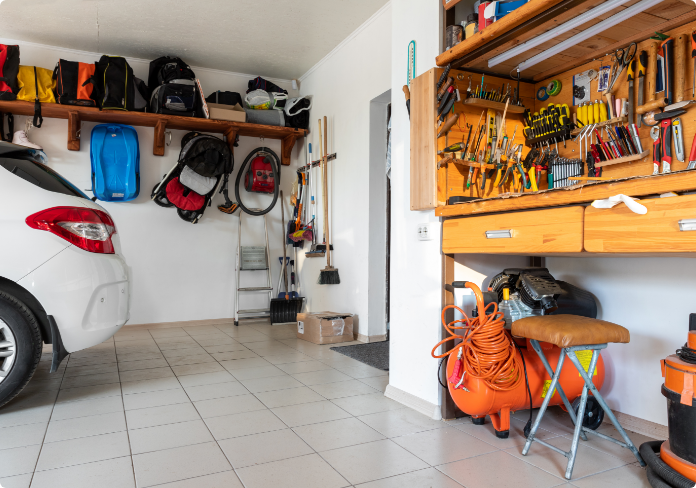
[53,59,96,106]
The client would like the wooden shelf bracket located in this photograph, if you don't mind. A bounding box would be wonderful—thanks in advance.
[153,120,168,156]
[67,111,80,152]
[281,134,301,166]
[223,127,238,156]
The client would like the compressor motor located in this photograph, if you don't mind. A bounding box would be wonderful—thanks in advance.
[477,267,598,324]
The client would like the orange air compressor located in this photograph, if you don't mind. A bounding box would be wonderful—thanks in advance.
[433,269,606,438]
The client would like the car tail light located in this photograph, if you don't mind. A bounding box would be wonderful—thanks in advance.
[26,206,117,254]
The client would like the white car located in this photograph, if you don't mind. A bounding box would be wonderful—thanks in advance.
[0,141,130,407]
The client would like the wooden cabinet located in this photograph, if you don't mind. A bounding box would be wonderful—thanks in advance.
[442,206,584,254]
[584,195,696,253]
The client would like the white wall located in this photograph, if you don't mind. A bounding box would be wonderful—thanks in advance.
[293,4,392,338]
[546,257,696,426]
[388,0,443,408]
[2,39,300,325]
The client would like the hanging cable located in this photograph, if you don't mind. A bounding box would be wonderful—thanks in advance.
[432,282,523,392]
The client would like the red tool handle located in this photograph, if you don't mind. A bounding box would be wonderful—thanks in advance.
[661,119,672,165]
[689,131,696,163]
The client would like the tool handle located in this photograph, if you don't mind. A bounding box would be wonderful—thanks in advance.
[627,59,635,82]
[403,85,410,101]
[648,42,659,102]
[661,118,672,170]
[692,31,696,57]
[689,131,696,164]
[604,93,614,119]
[676,36,685,103]
[638,50,647,77]
[437,77,454,100]
[636,97,668,115]
[662,38,675,105]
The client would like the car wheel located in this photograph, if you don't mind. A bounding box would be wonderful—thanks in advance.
[0,291,43,408]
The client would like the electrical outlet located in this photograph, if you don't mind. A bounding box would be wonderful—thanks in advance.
[417,223,435,241]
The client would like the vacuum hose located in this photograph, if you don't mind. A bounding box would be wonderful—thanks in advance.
[234,147,281,216]
[432,281,523,392]
[640,441,696,488]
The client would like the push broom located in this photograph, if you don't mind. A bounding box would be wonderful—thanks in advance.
[317,116,340,285]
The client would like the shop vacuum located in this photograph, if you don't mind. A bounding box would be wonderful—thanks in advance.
[640,315,696,488]
[433,268,605,438]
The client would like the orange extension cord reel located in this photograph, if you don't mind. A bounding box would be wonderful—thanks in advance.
[432,281,605,438]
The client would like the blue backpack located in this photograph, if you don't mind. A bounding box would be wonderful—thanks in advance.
[90,124,140,202]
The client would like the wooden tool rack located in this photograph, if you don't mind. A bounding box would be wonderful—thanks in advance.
[0,100,307,166]
[422,0,696,420]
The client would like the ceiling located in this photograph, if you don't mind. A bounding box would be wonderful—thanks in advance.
[0,0,389,80]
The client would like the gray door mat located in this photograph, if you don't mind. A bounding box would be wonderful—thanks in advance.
[330,340,389,371]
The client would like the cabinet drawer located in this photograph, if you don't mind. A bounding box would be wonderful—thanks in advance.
[442,207,584,254]
[584,195,696,253]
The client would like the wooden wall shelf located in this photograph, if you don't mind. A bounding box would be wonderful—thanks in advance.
[438,0,696,82]
[436,170,696,218]
[0,100,307,165]
[462,98,527,113]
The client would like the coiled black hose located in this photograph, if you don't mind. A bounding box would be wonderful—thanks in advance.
[640,441,696,488]
[234,147,280,216]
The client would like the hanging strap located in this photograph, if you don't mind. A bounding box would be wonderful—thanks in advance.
[33,67,43,128]
[7,113,13,140]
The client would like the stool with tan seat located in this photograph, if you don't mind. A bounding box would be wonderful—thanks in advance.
[511,315,645,480]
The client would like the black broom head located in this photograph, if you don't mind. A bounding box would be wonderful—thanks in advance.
[318,266,340,285]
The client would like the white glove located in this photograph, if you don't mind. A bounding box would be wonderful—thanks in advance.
[591,194,647,215]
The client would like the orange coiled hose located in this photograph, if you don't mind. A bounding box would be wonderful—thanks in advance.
[432,282,523,392]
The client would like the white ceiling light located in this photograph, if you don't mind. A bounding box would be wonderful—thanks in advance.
[488,0,633,68]
[512,0,663,73]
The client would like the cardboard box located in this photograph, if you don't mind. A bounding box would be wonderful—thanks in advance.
[207,102,246,123]
[297,312,354,345]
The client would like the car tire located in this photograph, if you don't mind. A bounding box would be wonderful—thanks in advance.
[0,291,43,408]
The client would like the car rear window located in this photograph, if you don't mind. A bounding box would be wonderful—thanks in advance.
[0,157,88,200]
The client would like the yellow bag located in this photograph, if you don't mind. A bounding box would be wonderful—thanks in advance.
[17,66,55,103]
[17,66,55,128]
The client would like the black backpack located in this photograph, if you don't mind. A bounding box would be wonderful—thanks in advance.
[93,55,136,110]
[148,56,196,96]
[148,56,200,116]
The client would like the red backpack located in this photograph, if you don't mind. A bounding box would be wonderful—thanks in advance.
[244,155,276,193]
[0,45,20,100]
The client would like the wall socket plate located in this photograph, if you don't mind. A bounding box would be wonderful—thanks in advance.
[417,223,435,241]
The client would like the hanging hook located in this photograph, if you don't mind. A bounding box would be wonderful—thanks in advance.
[25,118,32,135]
[165,130,172,146]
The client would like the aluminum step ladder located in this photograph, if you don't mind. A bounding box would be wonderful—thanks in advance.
[234,211,273,326]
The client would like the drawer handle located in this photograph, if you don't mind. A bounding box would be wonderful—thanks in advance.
[679,219,696,231]
[486,230,513,239]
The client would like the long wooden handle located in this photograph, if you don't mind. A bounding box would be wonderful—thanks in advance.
[676,35,685,103]
[323,116,330,268]
[647,41,658,102]
[403,85,410,101]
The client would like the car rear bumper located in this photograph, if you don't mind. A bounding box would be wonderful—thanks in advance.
[18,246,131,353]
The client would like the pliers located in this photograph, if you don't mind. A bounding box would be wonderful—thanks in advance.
[512,145,527,192]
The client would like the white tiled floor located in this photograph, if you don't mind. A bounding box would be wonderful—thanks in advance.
[0,319,655,488]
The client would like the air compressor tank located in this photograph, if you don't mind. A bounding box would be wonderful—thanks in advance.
[447,338,606,437]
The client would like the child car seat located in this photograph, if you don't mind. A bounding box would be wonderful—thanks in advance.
[90,124,140,202]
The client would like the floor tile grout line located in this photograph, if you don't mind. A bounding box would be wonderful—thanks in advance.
[147,324,248,488]
[26,357,66,485]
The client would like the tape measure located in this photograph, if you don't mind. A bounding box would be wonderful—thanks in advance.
[546,79,562,96]
[536,86,550,101]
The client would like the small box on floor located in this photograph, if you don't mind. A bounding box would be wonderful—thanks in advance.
[297,312,354,345]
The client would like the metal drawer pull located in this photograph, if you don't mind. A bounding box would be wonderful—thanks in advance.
[678,219,696,231]
[486,230,513,239]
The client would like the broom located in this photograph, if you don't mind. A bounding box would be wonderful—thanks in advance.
[317,116,340,285]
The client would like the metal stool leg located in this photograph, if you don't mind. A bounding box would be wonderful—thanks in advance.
[566,347,645,468]
[522,348,566,456]
[530,340,587,442]
[564,349,600,479]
